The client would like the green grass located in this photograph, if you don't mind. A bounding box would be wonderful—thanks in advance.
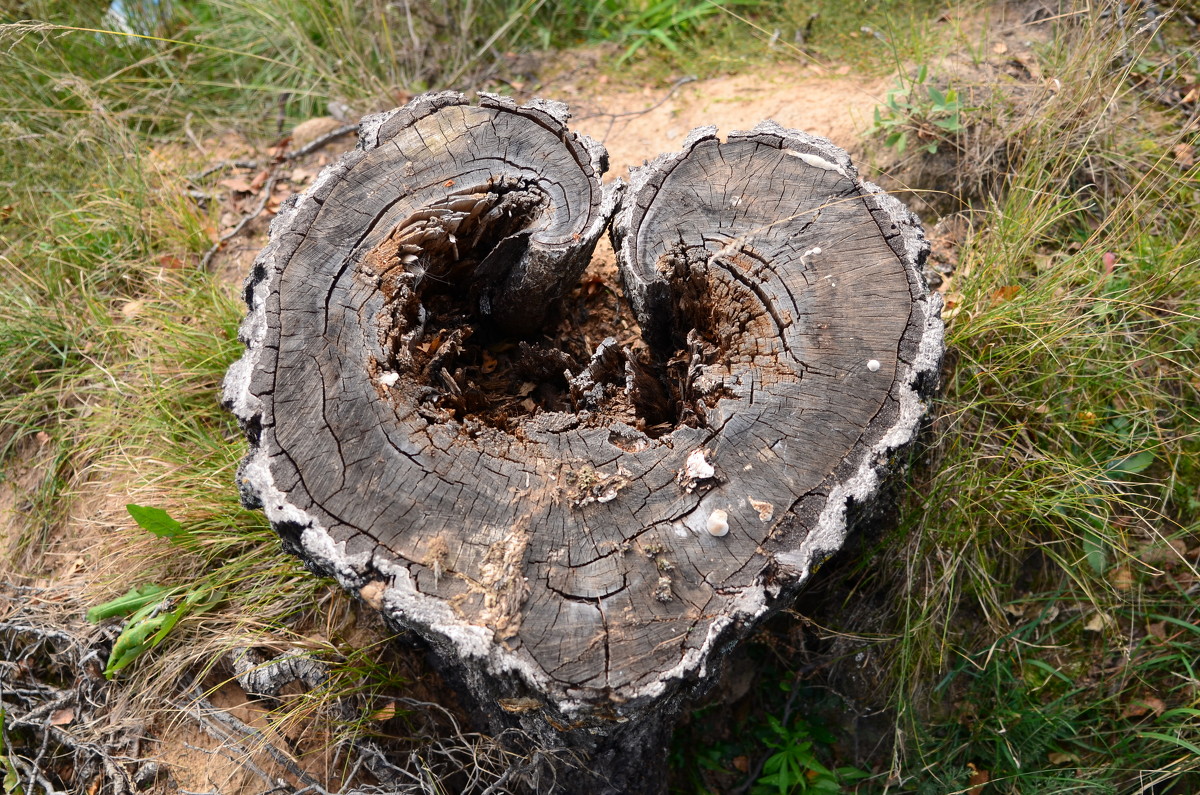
[2,1,1199,794]
[836,10,1198,794]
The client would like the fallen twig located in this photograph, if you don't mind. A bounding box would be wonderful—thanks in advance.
[186,158,259,184]
[575,75,697,143]
[183,685,329,793]
[198,165,282,271]
[186,122,358,186]
[285,123,360,162]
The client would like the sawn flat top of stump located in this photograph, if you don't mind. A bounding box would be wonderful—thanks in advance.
[224,93,942,713]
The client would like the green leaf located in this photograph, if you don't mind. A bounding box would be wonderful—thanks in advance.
[1026,658,1073,685]
[126,503,187,542]
[837,765,872,780]
[649,27,679,52]
[106,617,168,676]
[1106,451,1155,476]
[1138,731,1200,756]
[85,583,173,623]
[1083,527,1108,575]
[2,710,26,795]
[100,586,223,678]
[927,86,946,106]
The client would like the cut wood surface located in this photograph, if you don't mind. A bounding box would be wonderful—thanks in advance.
[224,91,942,792]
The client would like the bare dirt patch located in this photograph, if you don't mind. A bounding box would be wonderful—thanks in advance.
[555,65,888,179]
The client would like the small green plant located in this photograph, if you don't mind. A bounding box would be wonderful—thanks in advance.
[531,0,749,65]
[609,0,730,64]
[752,715,868,794]
[1,710,24,795]
[85,505,222,678]
[871,64,964,155]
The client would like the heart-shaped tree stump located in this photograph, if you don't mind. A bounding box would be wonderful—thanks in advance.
[224,92,942,794]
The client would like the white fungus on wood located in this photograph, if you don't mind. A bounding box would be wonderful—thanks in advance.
[706,509,730,537]
[678,448,716,493]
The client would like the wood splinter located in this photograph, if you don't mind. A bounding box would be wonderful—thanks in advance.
[223,91,943,794]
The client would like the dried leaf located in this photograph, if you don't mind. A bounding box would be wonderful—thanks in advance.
[370,701,397,722]
[1083,611,1112,632]
[1146,621,1168,640]
[1047,751,1079,765]
[1108,565,1133,591]
[1122,696,1166,719]
[967,762,990,794]
[497,697,541,714]
[50,707,75,726]
[992,41,1008,54]
[218,177,254,193]
[732,755,750,773]
[1139,539,1188,565]
[249,169,270,192]
[990,284,1021,305]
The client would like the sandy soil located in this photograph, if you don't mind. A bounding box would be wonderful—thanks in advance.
[557,65,888,180]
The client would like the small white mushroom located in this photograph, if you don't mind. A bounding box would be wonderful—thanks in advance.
[379,372,400,387]
[867,359,881,372]
[706,508,730,537]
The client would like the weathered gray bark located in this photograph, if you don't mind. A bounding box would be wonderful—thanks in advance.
[223,92,942,794]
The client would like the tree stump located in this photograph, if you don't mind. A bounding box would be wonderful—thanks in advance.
[223,93,942,794]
